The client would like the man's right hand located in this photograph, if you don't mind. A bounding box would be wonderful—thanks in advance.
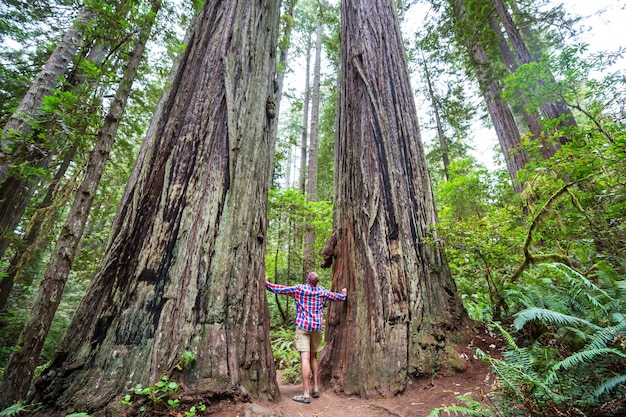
[341,288,347,297]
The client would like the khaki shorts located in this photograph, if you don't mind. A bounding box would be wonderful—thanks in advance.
[295,327,322,353]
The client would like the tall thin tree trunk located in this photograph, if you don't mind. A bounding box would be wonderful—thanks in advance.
[303,20,323,272]
[0,9,90,183]
[422,59,450,181]
[471,41,528,193]
[0,1,162,407]
[319,0,467,397]
[299,44,312,193]
[0,146,75,312]
[0,22,106,265]
[269,0,296,146]
[30,0,280,413]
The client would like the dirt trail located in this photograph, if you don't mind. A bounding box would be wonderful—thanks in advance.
[210,326,502,417]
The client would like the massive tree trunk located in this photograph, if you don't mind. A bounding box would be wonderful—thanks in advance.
[319,0,467,398]
[29,0,280,413]
[0,0,162,407]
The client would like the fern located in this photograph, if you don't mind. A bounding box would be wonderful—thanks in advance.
[586,320,626,351]
[593,374,626,398]
[513,307,601,331]
[487,262,626,415]
[553,347,626,373]
[426,395,496,417]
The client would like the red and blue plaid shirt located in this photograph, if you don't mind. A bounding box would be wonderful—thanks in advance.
[265,281,346,332]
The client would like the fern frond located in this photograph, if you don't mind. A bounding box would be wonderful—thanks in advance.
[513,307,601,331]
[586,320,626,350]
[425,395,495,417]
[593,374,626,398]
[490,322,519,351]
[544,263,612,316]
[553,347,626,373]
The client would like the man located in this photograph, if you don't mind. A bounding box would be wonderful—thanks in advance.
[265,271,347,404]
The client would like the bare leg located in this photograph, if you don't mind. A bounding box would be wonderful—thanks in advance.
[300,351,311,396]
[310,351,319,393]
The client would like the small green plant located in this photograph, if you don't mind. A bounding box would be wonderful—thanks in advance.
[126,375,179,404]
[175,351,196,370]
[121,353,206,416]
[0,402,30,417]
[184,402,206,417]
[426,395,496,417]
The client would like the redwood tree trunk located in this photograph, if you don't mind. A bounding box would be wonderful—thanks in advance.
[488,11,548,154]
[30,0,280,413]
[0,146,75,312]
[0,9,90,182]
[319,0,467,398]
[299,45,311,193]
[303,20,323,272]
[269,0,296,148]
[492,0,577,135]
[423,60,450,181]
[470,40,528,193]
[452,0,528,193]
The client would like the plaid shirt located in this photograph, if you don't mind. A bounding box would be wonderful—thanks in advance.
[265,281,346,332]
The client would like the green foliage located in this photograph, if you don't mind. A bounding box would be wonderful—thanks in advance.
[472,263,626,416]
[0,401,31,417]
[175,351,196,371]
[127,375,179,404]
[434,161,524,322]
[266,188,333,324]
[269,326,301,384]
[121,372,205,417]
[426,395,496,417]
[120,353,203,415]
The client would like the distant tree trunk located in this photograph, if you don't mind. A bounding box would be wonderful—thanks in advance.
[0,11,101,265]
[29,0,280,413]
[491,0,577,135]
[0,9,90,183]
[319,0,467,397]
[423,59,450,181]
[299,44,312,193]
[269,0,296,145]
[0,146,75,312]
[0,0,162,407]
[452,0,528,193]
[488,13,544,140]
[471,41,527,193]
[303,20,323,272]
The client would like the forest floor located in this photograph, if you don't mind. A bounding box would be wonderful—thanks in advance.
[203,325,504,417]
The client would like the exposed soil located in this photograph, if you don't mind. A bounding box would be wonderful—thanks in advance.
[204,325,503,417]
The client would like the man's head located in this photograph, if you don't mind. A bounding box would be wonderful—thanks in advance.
[307,271,319,286]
